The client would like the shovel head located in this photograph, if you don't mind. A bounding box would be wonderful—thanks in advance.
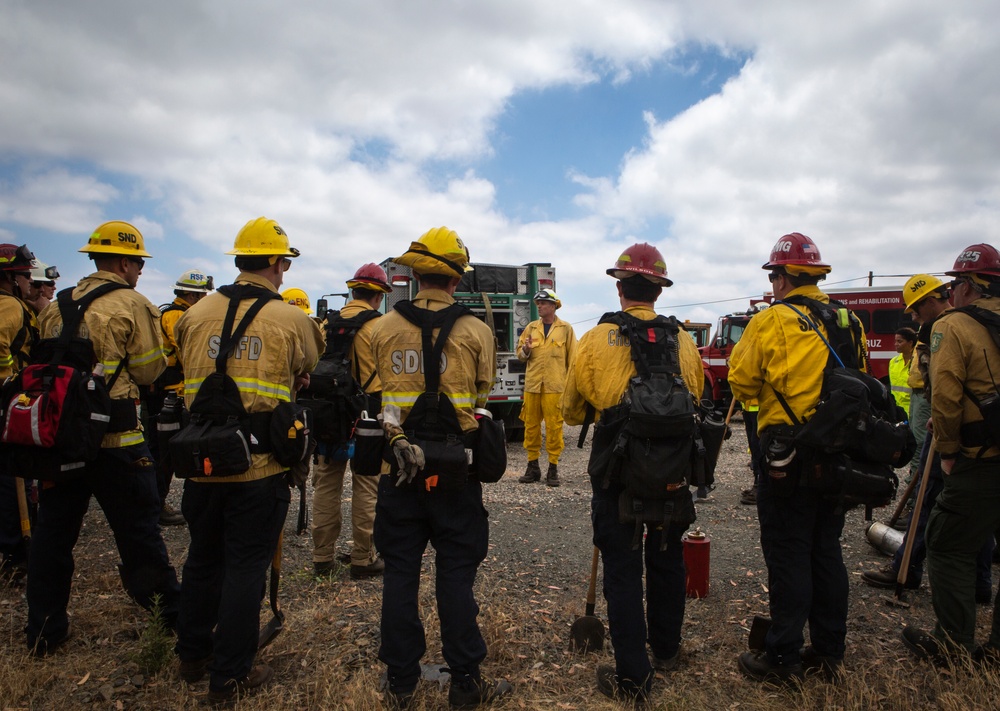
[569,612,605,653]
[258,607,285,650]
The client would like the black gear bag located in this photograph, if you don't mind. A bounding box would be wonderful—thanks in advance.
[169,285,313,478]
[297,309,381,452]
[587,312,701,550]
[771,296,915,508]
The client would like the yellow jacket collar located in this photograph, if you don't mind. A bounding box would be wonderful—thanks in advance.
[234,272,280,293]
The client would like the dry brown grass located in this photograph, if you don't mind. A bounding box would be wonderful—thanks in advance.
[5,555,1000,710]
[5,421,1000,709]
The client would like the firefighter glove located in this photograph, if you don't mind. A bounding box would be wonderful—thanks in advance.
[391,434,425,486]
[286,437,317,489]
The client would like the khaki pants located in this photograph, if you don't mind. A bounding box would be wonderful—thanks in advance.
[312,455,379,566]
[520,390,564,465]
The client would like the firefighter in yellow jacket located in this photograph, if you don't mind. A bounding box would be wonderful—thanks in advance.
[902,244,1000,661]
[729,233,867,684]
[516,288,576,486]
[173,217,323,703]
[562,242,702,703]
[26,222,180,656]
[311,265,390,580]
[370,227,512,709]
[0,244,37,579]
[148,269,214,527]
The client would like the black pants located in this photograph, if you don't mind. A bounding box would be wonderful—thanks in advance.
[374,474,489,694]
[591,489,687,695]
[175,473,289,691]
[26,443,180,650]
[756,464,848,664]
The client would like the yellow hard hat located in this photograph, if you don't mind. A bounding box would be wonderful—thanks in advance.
[533,288,562,309]
[226,217,300,259]
[903,274,947,312]
[394,226,470,277]
[79,221,152,258]
[281,287,312,314]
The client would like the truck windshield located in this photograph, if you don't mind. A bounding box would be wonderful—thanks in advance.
[726,321,747,346]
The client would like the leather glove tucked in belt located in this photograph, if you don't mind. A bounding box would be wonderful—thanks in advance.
[390,434,425,487]
[286,438,317,489]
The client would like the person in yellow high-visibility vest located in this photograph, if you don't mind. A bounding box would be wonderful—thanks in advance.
[888,327,916,416]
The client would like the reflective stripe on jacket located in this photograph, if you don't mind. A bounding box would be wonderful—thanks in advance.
[37,271,167,449]
[371,288,496,434]
[728,285,869,433]
[562,305,703,426]
[516,316,577,394]
[175,273,325,481]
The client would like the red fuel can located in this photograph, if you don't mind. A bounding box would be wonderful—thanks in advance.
[683,529,710,598]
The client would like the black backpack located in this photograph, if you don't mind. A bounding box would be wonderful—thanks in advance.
[297,308,381,448]
[0,283,128,481]
[386,300,507,490]
[169,285,312,478]
[587,312,700,549]
[773,296,916,507]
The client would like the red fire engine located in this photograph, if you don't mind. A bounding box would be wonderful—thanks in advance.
[701,284,917,406]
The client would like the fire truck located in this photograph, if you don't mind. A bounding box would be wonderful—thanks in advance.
[701,284,917,407]
[378,259,557,439]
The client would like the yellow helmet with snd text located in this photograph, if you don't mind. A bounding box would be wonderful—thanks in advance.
[79,221,152,258]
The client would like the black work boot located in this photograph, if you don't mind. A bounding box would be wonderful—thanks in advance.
[518,460,541,483]
[737,650,804,686]
[448,674,513,709]
[545,463,560,487]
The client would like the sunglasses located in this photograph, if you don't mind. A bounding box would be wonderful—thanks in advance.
[127,257,145,269]
[767,271,782,283]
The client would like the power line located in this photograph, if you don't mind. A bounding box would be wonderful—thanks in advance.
[567,273,926,327]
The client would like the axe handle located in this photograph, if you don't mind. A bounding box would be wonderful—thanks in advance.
[723,397,737,428]
[585,546,599,615]
[897,439,936,592]
[15,477,30,541]
[887,469,920,528]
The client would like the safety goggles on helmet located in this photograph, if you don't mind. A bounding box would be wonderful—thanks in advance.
[394,226,470,278]
[35,264,59,281]
[0,244,36,273]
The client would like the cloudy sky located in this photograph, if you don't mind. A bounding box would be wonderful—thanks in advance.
[1,0,997,329]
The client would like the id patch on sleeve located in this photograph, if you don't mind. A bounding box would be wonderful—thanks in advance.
[930,331,944,353]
